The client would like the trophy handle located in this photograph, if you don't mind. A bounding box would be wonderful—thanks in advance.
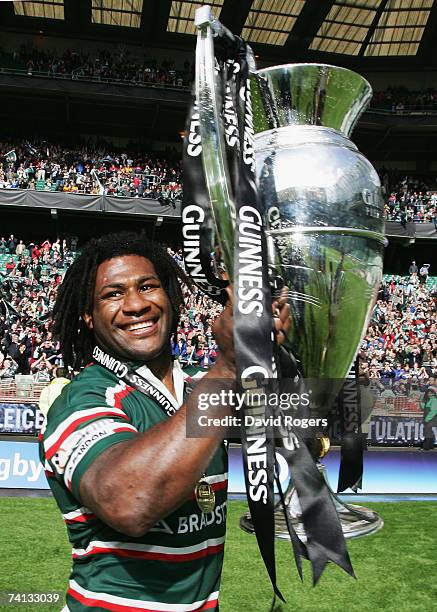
[194,6,241,279]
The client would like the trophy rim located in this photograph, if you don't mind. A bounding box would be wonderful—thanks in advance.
[255,62,372,95]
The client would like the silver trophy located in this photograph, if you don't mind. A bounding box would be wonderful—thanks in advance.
[193,7,384,539]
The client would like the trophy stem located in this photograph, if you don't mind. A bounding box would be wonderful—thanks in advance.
[240,463,384,541]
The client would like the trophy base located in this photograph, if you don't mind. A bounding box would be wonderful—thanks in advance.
[239,463,384,542]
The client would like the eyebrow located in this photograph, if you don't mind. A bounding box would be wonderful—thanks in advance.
[99,275,160,294]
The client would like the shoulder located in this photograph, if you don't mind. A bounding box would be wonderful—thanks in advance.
[43,365,131,436]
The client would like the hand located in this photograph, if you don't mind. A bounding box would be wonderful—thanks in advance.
[213,286,292,364]
[212,287,234,370]
[272,290,292,346]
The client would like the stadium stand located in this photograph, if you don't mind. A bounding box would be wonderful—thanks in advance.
[0,234,435,411]
[0,44,192,89]
[371,87,437,113]
[0,1,435,437]
[0,138,182,202]
[361,273,436,381]
[2,138,436,223]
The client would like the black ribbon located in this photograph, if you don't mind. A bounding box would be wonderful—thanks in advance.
[182,32,355,595]
[183,37,283,599]
[182,96,228,304]
[337,357,364,493]
[231,42,282,600]
[274,348,354,584]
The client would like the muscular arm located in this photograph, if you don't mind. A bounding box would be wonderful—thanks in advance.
[78,294,237,537]
[78,297,290,537]
[79,359,234,537]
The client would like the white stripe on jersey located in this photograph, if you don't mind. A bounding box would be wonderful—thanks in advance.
[72,536,225,558]
[44,407,128,455]
[62,506,94,521]
[203,473,228,485]
[63,421,138,489]
[68,580,219,611]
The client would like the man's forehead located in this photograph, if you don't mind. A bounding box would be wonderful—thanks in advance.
[96,255,158,284]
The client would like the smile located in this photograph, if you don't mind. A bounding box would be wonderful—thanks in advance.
[126,321,155,331]
[122,319,159,335]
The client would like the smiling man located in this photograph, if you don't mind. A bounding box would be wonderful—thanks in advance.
[39,232,239,612]
[40,232,290,612]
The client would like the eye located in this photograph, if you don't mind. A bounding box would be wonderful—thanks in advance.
[139,282,159,292]
[103,289,123,299]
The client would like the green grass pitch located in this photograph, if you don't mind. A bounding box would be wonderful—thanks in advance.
[0,498,436,611]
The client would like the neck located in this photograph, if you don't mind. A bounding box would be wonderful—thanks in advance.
[148,350,175,397]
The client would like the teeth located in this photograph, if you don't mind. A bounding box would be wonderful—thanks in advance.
[126,321,155,331]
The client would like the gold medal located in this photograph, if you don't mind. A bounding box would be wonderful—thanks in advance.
[195,479,216,513]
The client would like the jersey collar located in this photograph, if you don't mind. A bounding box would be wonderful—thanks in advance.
[135,360,184,413]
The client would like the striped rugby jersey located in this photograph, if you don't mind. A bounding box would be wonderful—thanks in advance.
[39,360,228,612]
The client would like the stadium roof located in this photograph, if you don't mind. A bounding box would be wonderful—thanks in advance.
[2,0,437,69]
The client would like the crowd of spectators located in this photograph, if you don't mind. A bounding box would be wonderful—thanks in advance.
[385,190,437,223]
[2,136,437,220]
[360,266,436,385]
[0,137,182,203]
[5,44,192,89]
[0,237,435,397]
[378,169,437,224]
[169,248,222,368]
[0,235,76,383]
[371,87,437,113]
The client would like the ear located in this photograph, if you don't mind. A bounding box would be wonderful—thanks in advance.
[82,313,93,330]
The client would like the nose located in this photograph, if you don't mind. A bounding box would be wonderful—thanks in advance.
[122,288,151,317]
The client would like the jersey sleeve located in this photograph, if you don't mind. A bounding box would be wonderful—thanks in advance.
[41,374,138,500]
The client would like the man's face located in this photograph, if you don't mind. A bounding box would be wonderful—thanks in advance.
[83,255,173,363]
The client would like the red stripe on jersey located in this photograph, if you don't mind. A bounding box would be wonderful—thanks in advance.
[67,588,145,612]
[212,480,227,493]
[189,479,228,501]
[72,543,224,563]
[113,426,138,435]
[45,410,129,460]
[113,385,135,409]
[67,587,218,612]
[198,601,218,611]
[65,513,96,524]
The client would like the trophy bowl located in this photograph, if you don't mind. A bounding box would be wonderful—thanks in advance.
[252,63,385,408]
[239,64,385,540]
[188,4,385,549]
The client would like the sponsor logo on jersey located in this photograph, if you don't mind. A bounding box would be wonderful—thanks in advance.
[63,419,137,488]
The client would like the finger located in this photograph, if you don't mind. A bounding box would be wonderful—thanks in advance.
[272,287,288,307]
[273,302,291,330]
[224,284,234,307]
[275,328,287,346]
[272,295,288,314]
[279,303,292,332]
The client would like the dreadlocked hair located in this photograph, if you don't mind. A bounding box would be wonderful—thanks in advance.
[52,231,191,370]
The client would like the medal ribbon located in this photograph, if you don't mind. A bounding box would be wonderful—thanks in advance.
[92,346,217,515]
[92,345,179,417]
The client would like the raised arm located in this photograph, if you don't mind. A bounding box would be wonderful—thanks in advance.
[78,301,236,537]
